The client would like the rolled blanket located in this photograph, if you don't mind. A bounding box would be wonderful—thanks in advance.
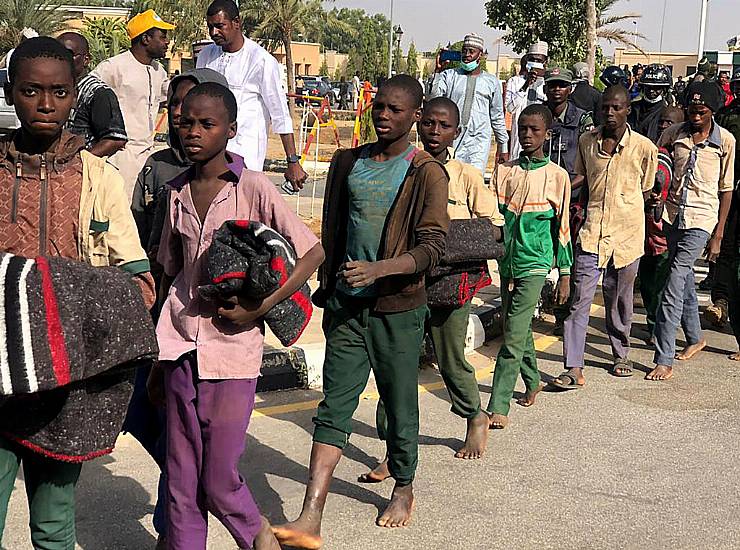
[439,218,503,265]
[200,220,312,347]
[0,252,158,461]
[427,265,491,308]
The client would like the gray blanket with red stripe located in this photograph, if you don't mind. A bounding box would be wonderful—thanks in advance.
[199,220,312,346]
[0,252,158,461]
[0,252,157,395]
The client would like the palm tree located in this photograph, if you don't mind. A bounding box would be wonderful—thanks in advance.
[586,0,646,83]
[0,0,72,53]
[126,0,210,50]
[597,0,645,52]
[246,0,355,97]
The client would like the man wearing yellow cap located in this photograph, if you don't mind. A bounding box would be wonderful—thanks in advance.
[93,9,175,199]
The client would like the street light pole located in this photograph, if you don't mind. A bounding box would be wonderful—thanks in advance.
[387,0,394,79]
[697,0,709,61]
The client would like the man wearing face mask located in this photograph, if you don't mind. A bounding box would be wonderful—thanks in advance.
[506,41,548,159]
[431,33,509,174]
[628,64,672,142]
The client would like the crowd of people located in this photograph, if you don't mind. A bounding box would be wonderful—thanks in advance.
[0,2,737,549]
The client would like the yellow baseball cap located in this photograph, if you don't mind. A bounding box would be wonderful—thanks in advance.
[127,9,175,40]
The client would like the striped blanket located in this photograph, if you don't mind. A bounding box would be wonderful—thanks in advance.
[199,220,313,346]
[0,252,158,461]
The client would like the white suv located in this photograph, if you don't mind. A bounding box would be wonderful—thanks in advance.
[0,69,20,133]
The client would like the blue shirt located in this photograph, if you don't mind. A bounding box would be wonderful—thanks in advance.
[338,144,416,297]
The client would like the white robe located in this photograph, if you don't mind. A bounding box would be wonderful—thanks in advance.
[197,37,293,171]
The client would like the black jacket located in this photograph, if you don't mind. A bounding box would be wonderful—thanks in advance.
[571,81,603,125]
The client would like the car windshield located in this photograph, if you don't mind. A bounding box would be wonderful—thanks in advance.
[0,70,7,87]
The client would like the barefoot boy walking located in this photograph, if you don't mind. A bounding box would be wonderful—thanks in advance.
[273,75,450,549]
[487,104,573,429]
[152,82,324,549]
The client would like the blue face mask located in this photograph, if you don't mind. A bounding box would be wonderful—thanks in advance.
[460,59,479,72]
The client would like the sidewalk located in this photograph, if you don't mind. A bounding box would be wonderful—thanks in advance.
[260,262,504,393]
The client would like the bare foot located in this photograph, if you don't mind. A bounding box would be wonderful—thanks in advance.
[488,413,509,429]
[454,411,489,459]
[516,384,543,407]
[254,517,281,550]
[358,458,391,483]
[377,483,414,528]
[730,352,740,361]
[272,518,322,550]
[675,339,706,361]
[646,365,673,381]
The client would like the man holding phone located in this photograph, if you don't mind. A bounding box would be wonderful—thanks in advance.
[506,41,548,159]
[431,33,509,174]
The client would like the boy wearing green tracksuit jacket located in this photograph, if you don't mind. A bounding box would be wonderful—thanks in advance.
[487,104,573,429]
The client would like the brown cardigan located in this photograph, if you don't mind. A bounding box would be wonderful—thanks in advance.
[314,146,450,313]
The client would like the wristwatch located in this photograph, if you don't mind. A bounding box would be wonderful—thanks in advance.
[286,154,301,164]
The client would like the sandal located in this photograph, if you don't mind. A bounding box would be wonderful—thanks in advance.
[550,371,584,390]
[610,358,634,378]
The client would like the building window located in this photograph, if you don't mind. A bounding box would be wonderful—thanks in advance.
[304,64,311,75]
[686,65,696,76]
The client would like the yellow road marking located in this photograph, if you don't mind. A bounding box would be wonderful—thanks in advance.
[252,330,565,419]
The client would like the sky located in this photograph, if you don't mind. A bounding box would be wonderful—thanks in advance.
[327,0,738,57]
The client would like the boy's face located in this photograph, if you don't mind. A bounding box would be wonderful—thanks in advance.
[658,110,684,137]
[5,57,76,140]
[418,106,459,156]
[517,114,548,156]
[170,79,197,129]
[371,87,421,143]
[687,104,713,131]
[178,94,236,163]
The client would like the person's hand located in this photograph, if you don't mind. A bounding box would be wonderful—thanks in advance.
[217,295,272,327]
[523,70,537,89]
[340,260,386,288]
[555,275,571,306]
[435,51,450,73]
[146,364,166,408]
[705,234,723,262]
[497,151,510,164]
[285,161,308,191]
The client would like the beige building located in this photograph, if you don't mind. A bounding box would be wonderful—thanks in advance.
[271,41,321,77]
[612,48,699,79]
[321,49,349,78]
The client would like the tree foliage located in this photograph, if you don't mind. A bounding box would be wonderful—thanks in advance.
[406,41,418,77]
[484,0,644,67]
[0,0,72,53]
[126,0,210,50]
[81,17,130,67]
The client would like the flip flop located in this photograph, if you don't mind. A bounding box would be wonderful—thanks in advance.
[610,359,634,378]
[550,372,584,390]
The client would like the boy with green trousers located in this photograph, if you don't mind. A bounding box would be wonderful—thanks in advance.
[273,75,450,549]
[488,104,573,429]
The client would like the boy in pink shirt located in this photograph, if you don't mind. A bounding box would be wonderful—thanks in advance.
[150,82,324,549]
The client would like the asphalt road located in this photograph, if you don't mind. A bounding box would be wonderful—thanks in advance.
[3,304,740,549]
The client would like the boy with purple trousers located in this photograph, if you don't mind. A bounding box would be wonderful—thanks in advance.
[150,82,324,549]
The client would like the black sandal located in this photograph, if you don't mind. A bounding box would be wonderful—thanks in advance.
[550,371,584,390]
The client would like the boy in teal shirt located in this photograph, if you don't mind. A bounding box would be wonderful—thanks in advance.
[488,104,573,429]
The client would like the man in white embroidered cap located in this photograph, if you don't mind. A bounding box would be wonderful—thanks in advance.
[506,40,549,159]
[431,33,509,174]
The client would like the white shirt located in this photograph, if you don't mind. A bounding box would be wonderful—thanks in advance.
[197,37,293,171]
[505,74,546,159]
[93,51,169,197]
[352,75,361,94]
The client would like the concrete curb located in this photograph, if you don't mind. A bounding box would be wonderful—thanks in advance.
[257,299,504,394]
